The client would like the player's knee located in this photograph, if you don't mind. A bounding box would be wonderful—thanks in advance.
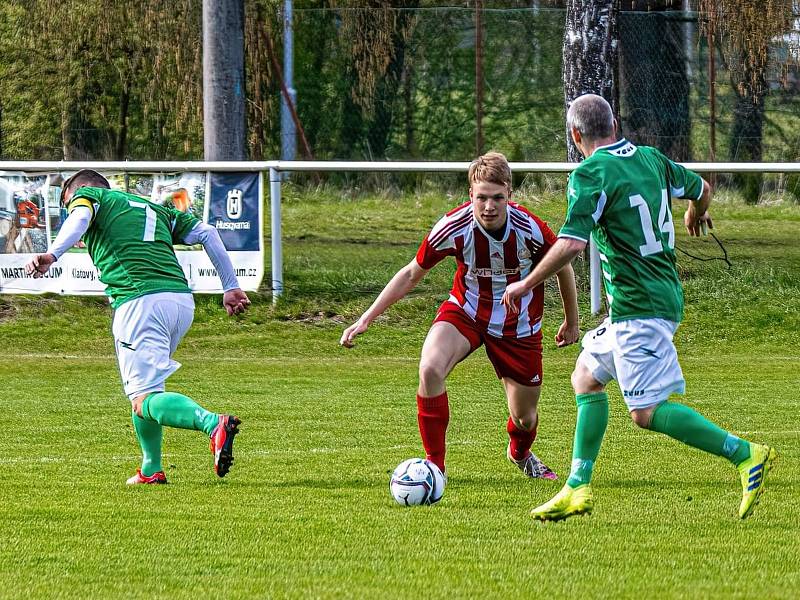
[511,412,538,432]
[629,407,654,429]
[131,394,147,418]
[418,360,447,389]
[571,365,604,394]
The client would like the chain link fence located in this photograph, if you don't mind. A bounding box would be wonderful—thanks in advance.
[3,3,800,200]
[275,7,800,170]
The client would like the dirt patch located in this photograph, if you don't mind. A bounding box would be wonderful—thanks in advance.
[0,301,18,323]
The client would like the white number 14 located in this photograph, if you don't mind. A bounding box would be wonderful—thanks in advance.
[629,190,675,257]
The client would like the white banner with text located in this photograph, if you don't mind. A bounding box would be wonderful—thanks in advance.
[0,171,264,296]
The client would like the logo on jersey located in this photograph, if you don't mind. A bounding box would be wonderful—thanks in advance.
[518,248,531,260]
[608,141,637,157]
[471,267,520,277]
[491,251,502,259]
[226,189,243,219]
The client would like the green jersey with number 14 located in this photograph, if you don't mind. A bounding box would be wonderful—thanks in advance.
[68,187,200,308]
[559,139,703,323]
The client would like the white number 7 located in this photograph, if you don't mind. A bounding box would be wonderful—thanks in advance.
[630,190,675,257]
[128,200,157,242]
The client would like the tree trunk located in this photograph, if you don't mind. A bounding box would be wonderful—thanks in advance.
[203,0,246,160]
[402,57,417,158]
[563,0,620,162]
[729,48,767,203]
[365,3,417,159]
[116,79,130,160]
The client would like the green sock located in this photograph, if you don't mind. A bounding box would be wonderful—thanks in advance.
[649,401,750,465]
[132,410,163,476]
[141,391,219,436]
[566,392,609,488]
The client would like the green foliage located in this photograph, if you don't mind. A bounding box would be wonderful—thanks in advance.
[0,0,204,160]
[2,3,800,188]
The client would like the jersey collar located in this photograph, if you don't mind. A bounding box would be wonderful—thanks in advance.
[596,138,638,157]
[473,210,510,243]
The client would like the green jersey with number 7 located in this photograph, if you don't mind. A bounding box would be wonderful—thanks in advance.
[68,187,199,307]
[559,139,704,324]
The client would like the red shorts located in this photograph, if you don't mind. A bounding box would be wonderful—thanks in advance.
[433,301,543,386]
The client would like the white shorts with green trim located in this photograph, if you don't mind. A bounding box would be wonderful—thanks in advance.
[577,317,686,411]
[112,291,195,400]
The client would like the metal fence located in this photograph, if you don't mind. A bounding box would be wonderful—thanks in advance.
[2,159,795,310]
[272,6,800,165]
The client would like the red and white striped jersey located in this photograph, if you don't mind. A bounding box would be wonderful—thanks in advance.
[416,201,557,339]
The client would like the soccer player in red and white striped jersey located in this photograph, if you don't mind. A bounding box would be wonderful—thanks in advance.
[341,152,580,481]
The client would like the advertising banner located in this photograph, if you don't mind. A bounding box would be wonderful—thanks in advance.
[0,171,264,296]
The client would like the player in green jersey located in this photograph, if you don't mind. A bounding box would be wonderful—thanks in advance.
[501,94,776,521]
[25,169,251,484]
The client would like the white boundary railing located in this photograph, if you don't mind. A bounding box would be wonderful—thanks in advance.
[1,160,795,311]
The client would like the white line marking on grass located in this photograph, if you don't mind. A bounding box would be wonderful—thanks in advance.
[1,353,420,363]
[1,440,503,466]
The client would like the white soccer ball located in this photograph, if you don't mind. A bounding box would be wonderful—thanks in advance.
[390,458,445,506]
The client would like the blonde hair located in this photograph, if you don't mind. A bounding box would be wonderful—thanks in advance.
[468,152,511,190]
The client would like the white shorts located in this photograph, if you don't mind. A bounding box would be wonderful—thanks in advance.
[112,292,195,400]
[577,317,685,410]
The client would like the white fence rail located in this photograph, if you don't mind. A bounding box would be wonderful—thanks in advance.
[2,160,797,311]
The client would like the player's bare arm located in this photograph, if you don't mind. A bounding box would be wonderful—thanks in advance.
[554,262,580,347]
[340,259,428,348]
[684,178,713,237]
[502,237,586,314]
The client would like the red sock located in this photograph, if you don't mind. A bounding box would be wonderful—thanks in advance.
[507,415,538,460]
[417,392,449,472]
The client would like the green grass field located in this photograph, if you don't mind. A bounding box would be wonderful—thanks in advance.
[1,185,798,598]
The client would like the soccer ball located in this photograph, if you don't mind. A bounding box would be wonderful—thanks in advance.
[390,458,445,506]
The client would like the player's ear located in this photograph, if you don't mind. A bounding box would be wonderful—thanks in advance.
[571,126,581,146]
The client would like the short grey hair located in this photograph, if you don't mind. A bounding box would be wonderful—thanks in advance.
[566,94,614,142]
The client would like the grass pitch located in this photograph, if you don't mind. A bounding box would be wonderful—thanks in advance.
[1,186,798,598]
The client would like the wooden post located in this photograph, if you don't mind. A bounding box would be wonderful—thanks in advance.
[203,0,246,160]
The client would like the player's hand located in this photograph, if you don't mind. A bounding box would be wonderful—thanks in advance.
[25,253,56,278]
[501,280,529,314]
[223,288,251,316]
[684,206,713,237]
[340,319,369,348]
[555,319,580,348]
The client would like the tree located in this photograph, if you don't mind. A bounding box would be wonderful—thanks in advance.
[0,0,203,160]
[619,0,691,160]
[699,0,794,201]
[334,0,418,159]
[563,0,620,162]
